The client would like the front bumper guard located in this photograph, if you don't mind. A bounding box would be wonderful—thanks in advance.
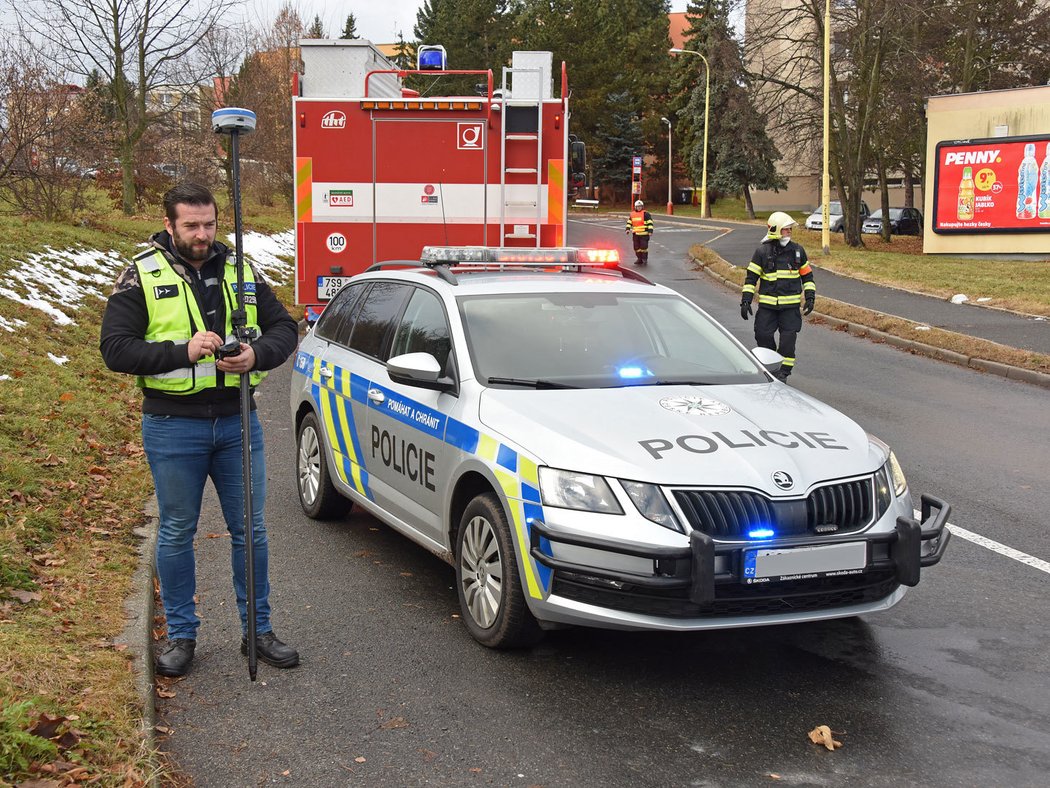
[529,493,951,606]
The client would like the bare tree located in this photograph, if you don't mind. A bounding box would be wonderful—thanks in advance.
[17,0,240,215]
[0,37,107,220]
[225,3,304,211]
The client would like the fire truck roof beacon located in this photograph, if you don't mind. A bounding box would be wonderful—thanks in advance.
[417,45,447,71]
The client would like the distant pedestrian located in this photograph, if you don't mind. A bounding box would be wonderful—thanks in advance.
[625,199,654,265]
[100,183,300,677]
[740,211,815,382]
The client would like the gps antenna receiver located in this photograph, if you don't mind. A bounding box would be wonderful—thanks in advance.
[212,107,257,135]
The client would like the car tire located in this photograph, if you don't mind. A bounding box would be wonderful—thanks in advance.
[456,492,542,649]
[296,411,352,520]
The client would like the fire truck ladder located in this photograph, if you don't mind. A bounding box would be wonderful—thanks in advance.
[499,66,544,247]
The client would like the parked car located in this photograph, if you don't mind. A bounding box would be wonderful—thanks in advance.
[804,200,870,232]
[862,207,924,236]
[290,245,951,648]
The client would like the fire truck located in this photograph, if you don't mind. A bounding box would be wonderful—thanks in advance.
[293,40,581,320]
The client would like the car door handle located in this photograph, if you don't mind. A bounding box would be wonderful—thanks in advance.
[319,366,334,379]
[368,388,385,404]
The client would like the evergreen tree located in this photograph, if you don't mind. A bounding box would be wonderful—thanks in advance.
[510,1,672,198]
[340,13,358,39]
[673,0,781,215]
[306,14,325,38]
[591,90,645,206]
[393,30,415,70]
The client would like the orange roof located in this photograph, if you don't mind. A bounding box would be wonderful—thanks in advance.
[668,12,690,50]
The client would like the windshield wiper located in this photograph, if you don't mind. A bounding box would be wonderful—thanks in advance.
[485,376,578,389]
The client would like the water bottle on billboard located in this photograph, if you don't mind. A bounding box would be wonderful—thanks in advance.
[957,167,974,221]
[1017,143,1038,220]
[1038,142,1050,219]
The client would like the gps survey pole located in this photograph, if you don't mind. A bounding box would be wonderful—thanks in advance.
[212,107,260,681]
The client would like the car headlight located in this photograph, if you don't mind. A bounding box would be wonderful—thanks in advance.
[619,480,683,533]
[538,467,623,514]
[887,450,908,496]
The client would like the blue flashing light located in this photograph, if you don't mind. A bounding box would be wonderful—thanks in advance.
[748,527,776,539]
[617,365,654,380]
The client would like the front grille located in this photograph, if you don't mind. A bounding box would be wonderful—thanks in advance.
[552,571,899,619]
[673,478,874,539]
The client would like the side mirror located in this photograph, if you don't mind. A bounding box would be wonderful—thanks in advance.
[751,347,784,372]
[387,352,455,391]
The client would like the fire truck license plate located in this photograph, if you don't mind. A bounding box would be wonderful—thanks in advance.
[317,276,352,301]
[743,541,867,582]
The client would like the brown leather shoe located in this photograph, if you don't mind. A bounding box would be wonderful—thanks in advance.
[156,638,195,677]
[240,631,299,668]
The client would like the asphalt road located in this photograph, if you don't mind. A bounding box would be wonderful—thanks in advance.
[157,216,1050,787]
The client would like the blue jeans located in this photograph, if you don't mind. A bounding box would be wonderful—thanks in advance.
[142,412,271,640]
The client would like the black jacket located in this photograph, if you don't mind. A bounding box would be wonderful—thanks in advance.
[99,232,298,417]
[742,239,815,311]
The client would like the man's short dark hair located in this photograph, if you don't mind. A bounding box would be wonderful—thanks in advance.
[164,183,217,224]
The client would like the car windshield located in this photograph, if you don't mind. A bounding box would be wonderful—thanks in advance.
[868,209,903,220]
[458,291,768,388]
[812,202,842,214]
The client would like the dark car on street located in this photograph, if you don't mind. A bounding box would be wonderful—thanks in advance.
[862,207,923,236]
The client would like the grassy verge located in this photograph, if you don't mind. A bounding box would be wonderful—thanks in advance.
[691,244,1050,375]
[0,200,292,786]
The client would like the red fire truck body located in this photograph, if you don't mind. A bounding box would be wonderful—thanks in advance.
[293,41,571,319]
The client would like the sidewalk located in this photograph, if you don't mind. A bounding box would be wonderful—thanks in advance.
[697,218,1050,356]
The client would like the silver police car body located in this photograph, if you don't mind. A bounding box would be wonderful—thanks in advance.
[290,247,950,648]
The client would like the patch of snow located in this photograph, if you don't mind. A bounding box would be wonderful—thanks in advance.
[0,315,27,332]
[1,233,293,334]
[47,353,69,365]
[950,293,969,304]
[913,324,931,331]
[0,374,10,381]
[977,297,992,302]
[232,230,295,282]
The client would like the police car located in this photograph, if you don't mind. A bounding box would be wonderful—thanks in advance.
[290,246,951,648]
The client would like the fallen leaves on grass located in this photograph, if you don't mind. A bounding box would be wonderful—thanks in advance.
[807,725,843,750]
[4,588,42,604]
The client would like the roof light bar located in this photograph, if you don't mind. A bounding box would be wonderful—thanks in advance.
[420,246,619,267]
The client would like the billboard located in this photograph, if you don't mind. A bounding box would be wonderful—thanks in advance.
[932,135,1050,234]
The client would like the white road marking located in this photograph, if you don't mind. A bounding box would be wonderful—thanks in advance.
[915,509,1050,576]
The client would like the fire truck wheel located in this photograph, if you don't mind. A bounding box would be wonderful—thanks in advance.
[456,493,542,649]
[296,411,352,520]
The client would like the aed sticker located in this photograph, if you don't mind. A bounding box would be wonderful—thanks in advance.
[328,189,354,207]
[326,232,347,253]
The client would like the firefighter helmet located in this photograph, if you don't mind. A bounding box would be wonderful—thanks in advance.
[634,200,644,210]
[766,211,797,240]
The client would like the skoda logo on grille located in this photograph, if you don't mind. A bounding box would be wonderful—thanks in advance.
[659,396,731,416]
[772,471,794,490]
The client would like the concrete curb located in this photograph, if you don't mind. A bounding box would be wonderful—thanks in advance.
[116,498,158,777]
[692,258,1050,391]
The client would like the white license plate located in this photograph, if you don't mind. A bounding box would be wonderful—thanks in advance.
[317,276,352,301]
[743,542,867,583]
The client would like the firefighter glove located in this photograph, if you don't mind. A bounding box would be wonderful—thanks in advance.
[740,296,753,321]
[803,294,815,315]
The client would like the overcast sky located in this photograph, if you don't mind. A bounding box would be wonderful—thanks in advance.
[249,0,693,44]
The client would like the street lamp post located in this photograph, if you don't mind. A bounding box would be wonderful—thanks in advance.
[661,116,673,215]
[821,0,831,255]
[669,47,710,219]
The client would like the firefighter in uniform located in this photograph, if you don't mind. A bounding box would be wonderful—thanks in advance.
[625,199,655,265]
[100,183,299,677]
[740,211,815,382]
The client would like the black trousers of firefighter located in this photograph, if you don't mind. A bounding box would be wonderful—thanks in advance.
[632,233,650,264]
[754,306,802,379]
